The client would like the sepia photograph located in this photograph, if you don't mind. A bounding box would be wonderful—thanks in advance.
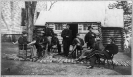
[1,0,132,76]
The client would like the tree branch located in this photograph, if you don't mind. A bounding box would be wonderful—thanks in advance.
[48,1,57,11]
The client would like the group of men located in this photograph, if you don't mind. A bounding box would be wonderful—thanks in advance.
[61,24,97,57]
[75,26,118,69]
[32,23,61,58]
[14,23,61,59]
[14,23,119,69]
[61,24,118,69]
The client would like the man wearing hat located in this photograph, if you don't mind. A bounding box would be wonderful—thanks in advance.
[51,33,61,54]
[77,35,104,61]
[71,33,84,58]
[78,37,118,69]
[34,31,47,58]
[84,26,96,50]
[17,31,29,50]
[61,24,72,57]
[12,31,30,57]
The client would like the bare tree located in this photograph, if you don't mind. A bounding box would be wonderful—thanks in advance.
[48,1,57,11]
[25,1,37,41]
[23,1,57,41]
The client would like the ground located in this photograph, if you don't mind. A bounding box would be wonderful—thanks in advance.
[1,42,132,76]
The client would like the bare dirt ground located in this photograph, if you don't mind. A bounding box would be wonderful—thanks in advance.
[1,42,131,76]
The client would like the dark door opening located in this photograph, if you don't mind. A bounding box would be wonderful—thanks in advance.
[69,24,78,44]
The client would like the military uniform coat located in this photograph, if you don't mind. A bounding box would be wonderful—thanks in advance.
[61,29,72,44]
[18,36,29,50]
[43,27,54,36]
[85,31,96,48]
[61,29,72,56]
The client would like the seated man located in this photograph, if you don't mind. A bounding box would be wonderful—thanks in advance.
[34,31,49,58]
[51,33,61,54]
[13,31,29,50]
[34,31,44,58]
[70,33,84,58]
[13,31,31,57]
[77,35,104,60]
[29,31,49,58]
[86,37,118,69]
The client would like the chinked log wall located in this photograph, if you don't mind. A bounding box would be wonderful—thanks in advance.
[101,27,124,52]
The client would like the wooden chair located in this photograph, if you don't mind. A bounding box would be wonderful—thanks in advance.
[69,45,83,59]
[95,53,115,69]
[18,44,33,61]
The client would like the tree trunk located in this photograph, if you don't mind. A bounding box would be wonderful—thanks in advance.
[25,1,37,42]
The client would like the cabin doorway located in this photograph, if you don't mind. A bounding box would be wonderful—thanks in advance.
[69,24,78,44]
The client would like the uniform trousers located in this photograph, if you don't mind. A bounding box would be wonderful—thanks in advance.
[87,50,111,66]
[63,40,70,56]
[35,45,43,58]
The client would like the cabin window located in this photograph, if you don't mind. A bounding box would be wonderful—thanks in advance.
[83,24,91,30]
[55,24,63,30]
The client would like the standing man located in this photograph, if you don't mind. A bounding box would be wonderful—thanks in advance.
[44,23,54,37]
[43,23,54,54]
[85,26,96,50]
[61,24,72,57]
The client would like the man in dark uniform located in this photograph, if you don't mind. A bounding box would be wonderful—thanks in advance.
[51,33,61,54]
[76,35,104,61]
[13,31,30,57]
[43,23,54,54]
[44,23,54,37]
[61,24,72,57]
[86,37,118,69]
[17,31,29,50]
[85,26,96,50]
[34,31,46,59]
